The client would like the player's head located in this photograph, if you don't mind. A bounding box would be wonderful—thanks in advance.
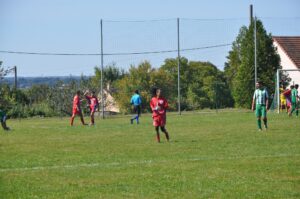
[76,90,81,96]
[91,91,96,96]
[256,81,262,89]
[135,90,139,94]
[156,88,162,97]
[295,84,299,89]
[290,85,294,89]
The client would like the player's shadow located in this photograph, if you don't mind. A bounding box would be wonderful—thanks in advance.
[172,139,199,143]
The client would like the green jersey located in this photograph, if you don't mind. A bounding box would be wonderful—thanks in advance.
[291,88,298,103]
[253,88,269,105]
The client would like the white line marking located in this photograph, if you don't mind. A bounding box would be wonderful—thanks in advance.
[1,154,299,173]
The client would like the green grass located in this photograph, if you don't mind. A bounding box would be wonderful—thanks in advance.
[0,111,299,198]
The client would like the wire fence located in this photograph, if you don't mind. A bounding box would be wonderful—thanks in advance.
[1,16,300,117]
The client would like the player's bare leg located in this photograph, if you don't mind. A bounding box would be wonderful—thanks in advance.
[70,114,75,126]
[90,112,95,125]
[155,126,160,143]
[160,126,170,141]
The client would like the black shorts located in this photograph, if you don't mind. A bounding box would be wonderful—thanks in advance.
[134,105,141,115]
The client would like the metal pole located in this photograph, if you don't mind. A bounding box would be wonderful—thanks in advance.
[250,4,253,24]
[276,69,280,114]
[177,18,181,115]
[100,19,104,119]
[215,82,218,113]
[254,16,257,88]
[14,66,17,89]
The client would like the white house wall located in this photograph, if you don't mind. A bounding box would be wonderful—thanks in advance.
[274,41,300,86]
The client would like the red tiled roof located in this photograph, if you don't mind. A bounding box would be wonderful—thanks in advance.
[273,36,300,68]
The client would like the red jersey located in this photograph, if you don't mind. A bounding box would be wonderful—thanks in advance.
[86,96,99,109]
[73,95,81,109]
[150,97,168,117]
[283,90,291,97]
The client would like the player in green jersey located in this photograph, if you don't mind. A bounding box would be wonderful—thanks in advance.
[289,84,299,117]
[251,81,269,131]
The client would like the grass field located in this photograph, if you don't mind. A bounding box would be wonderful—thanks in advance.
[0,111,299,198]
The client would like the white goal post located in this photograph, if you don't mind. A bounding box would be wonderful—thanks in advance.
[276,68,300,113]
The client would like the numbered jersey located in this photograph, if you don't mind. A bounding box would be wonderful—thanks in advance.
[150,97,168,117]
[253,89,269,105]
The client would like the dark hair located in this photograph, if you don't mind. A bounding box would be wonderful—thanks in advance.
[76,90,81,95]
[91,91,96,95]
[152,87,160,96]
[135,90,139,94]
[295,84,299,89]
[291,85,295,89]
[257,80,263,85]
[152,87,157,96]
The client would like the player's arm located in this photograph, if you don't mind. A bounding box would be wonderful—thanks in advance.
[164,98,169,110]
[251,92,256,111]
[265,91,269,110]
[150,100,157,111]
[130,96,134,105]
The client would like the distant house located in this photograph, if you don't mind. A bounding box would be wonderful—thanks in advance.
[273,36,300,85]
[97,84,120,114]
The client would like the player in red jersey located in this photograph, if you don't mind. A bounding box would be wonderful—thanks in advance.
[70,90,86,126]
[283,85,294,114]
[84,90,99,125]
[150,88,170,143]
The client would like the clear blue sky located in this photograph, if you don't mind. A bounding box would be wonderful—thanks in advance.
[1,0,299,76]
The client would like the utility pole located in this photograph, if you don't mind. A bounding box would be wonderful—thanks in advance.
[14,66,17,90]
[100,19,105,119]
[254,16,257,87]
[250,4,253,24]
[177,18,181,115]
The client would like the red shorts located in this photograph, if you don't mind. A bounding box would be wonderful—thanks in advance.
[90,105,98,113]
[72,108,81,115]
[153,115,166,127]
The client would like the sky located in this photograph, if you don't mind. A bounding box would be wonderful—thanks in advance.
[0,0,299,77]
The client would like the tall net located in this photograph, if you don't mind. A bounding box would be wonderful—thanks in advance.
[1,16,300,117]
[270,69,300,113]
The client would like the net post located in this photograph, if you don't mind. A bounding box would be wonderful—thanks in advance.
[276,69,280,114]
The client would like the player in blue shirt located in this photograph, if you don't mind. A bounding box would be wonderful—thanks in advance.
[130,90,142,124]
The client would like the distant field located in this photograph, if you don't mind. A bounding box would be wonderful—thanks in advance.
[0,111,299,198]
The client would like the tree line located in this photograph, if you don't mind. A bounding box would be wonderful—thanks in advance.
[0,19,282,117]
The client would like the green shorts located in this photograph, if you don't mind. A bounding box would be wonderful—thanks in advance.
[292,101,299,109]
[255,104,267,118]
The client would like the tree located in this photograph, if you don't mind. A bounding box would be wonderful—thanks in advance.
[0,61,8,80]
[161,57,233,110]
[225,19,280,108]
[92,63,125,89]
[113,61,154,113]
